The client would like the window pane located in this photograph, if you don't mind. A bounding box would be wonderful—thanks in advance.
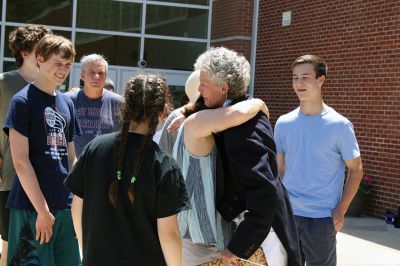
[4,27,71,59]
[146,5,208,38]
[77,0,141,33]
[4,26,17,58]
[150,0,209,5]
[3,61,17,73]
[168,85,188,108]
[144,39,206,70]
[75,33,140,67]
[6,0,72,27]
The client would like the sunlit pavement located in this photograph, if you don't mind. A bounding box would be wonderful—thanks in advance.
[0,216,399,265]
[338,216,400,265]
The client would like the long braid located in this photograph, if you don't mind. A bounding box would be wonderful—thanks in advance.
[109,79,138,207]
[110,74,169,207]
[127,77,166,204]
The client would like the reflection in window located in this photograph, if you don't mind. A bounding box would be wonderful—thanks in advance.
[77,0,142,33]
[150,0,209,5]
[4,27,71,59]
[168,85,188,109]
[6,0,72,27]
[146,5,208,38]
[3,27,16,58]
[144,39,206,70]
[3,61,17,73]
[75,33,140,67]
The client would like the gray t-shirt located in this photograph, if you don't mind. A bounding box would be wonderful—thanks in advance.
[65,89,123,157]
[0,70,28,191]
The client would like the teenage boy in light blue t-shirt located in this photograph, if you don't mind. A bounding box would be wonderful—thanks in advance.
[274,54,363,266]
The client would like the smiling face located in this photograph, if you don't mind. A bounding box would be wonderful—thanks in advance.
[81,62,107,92]
[292,63,325,102]
[37,52,72,86]
[198,71,228,108]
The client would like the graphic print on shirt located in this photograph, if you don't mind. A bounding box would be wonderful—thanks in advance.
[44,107,67,160]
[75,106,119,134]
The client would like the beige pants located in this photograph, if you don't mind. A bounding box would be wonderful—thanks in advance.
[182,238,221,266]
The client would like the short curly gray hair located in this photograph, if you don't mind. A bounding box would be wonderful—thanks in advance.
[194,47,250,100]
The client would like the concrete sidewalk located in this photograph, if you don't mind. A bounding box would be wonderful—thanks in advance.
[0,216,398,265]
[338,216,400,265]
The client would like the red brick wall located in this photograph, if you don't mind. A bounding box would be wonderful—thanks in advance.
[255,0,400,218]
[211,0,253,59]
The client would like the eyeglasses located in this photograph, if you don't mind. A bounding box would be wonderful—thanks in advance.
[85,70,106,79]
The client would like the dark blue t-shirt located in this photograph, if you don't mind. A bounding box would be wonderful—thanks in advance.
[65,89,122,157]
[3,84,81,210]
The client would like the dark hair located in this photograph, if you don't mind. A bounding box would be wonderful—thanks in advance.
[292,54,327,78]
[109,74,170,207]
[35,35,75,63]
[183,96,207,117]
[104,77,115,92]
[8,24,52,67]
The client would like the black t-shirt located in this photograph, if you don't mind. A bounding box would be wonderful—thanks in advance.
[65,132,189,266]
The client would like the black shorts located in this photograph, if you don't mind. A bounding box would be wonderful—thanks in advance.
[0,191,10,241]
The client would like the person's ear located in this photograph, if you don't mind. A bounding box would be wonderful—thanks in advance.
[80,71,85,80]
[36,55,44,66]
[318,75,326,87]
[221,82,229,93]
[21,51,29,58]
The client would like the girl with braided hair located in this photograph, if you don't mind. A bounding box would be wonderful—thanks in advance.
[65,74,190,266]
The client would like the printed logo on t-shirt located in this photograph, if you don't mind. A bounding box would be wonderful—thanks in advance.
[44,107,67,160]
[75,106,119,132]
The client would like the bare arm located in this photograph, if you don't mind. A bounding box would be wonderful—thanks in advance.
[67,141,77,169]
[0,157,3,182]
[157,214,182,266]
[186,98,269,139]
[9,129,55,244]
[185,98,269,156]
[276,152,286,179]
[333,156,363,230]
[71,195,83,256]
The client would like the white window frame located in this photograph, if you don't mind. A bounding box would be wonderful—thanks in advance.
[0,0,213,90]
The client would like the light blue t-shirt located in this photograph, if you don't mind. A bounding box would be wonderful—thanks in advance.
[274,106,360,218]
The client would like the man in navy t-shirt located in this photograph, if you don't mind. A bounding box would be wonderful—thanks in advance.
[65,54,122,157]
[3,35,81,265]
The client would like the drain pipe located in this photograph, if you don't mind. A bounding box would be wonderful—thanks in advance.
[249,0,260,97]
